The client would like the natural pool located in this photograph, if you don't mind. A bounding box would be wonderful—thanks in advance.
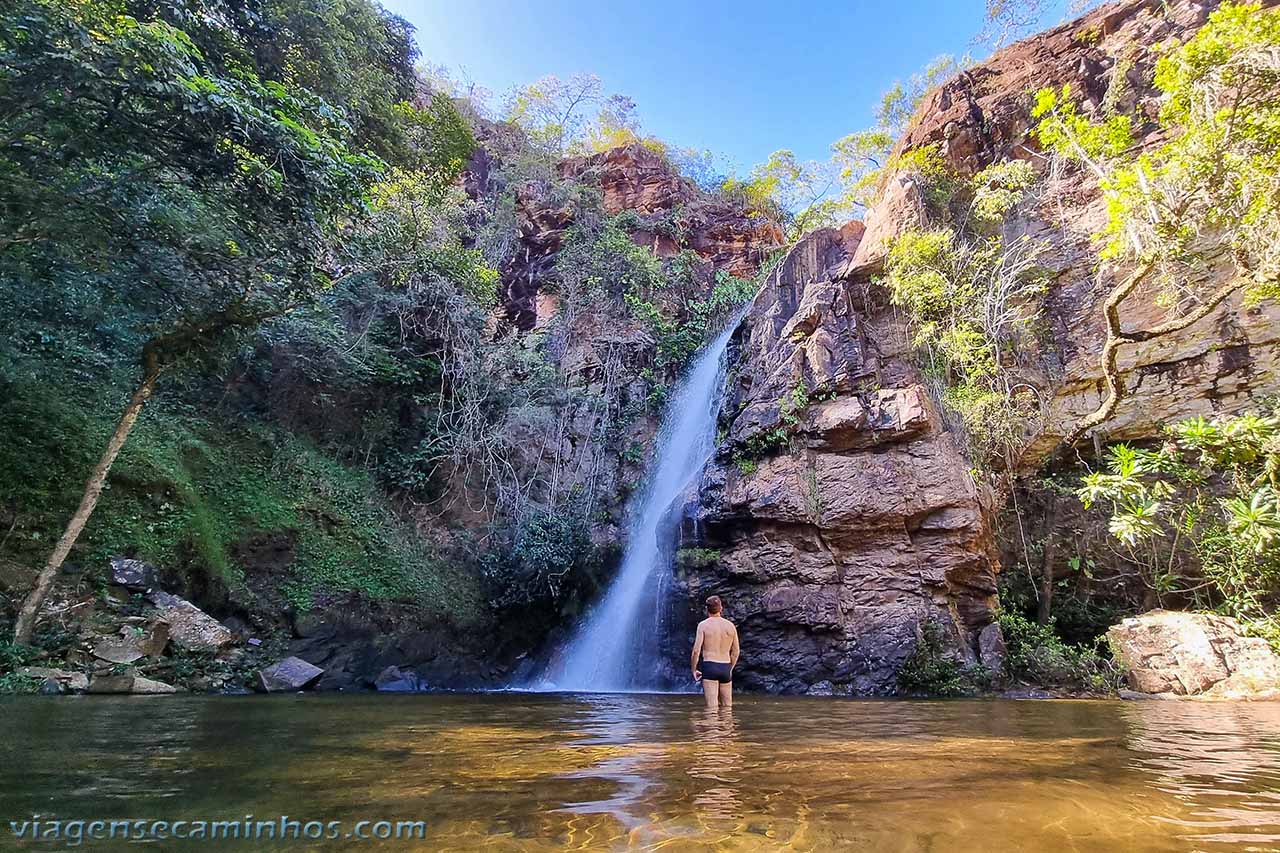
[3,693,1279,851]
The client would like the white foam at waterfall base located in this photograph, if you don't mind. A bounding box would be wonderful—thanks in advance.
[540,317,739,692]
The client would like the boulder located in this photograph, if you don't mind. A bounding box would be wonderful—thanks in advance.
[256,656,324,693]
[88,673,179,694]
[109,557,159,592]
[1107,610,1280,699]
[91,622,169,665]
[147,591,234,652]
[978,622,1007,675]
[374,665,425,693]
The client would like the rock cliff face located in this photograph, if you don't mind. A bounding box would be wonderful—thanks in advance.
[690,226,1002,694]
[852,0,1280,463]
[688,0,1280,694]
[490,142,782,330]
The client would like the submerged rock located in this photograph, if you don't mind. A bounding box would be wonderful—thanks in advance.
[256,656,324,692]
[147,591,234,652]
[1107,610,1280,699]
[374,665,426,693]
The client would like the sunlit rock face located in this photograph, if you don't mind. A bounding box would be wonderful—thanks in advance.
[1108,611,1280,699]
[849,0,1280,465]
[685,0,1280,696]
[690,226,1002,695]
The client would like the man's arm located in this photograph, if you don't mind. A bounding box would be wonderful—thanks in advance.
[691,623,704,680]
[729,624,740,669]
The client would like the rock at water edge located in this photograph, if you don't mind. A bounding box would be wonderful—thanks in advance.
[1107,610,1280,699]
[88,673,179,694]
[256,657,324,692]
[374,665,425,693]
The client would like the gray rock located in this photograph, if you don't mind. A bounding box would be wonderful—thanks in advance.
[109,557,158,592]
[91,622,169,665]
[256,656,324,692]
[38,678,63,695]
[978,622,1007,675]
[147,591,234,652]
[374,665,425,693]
[88,673,179,694]
[806,680,835,697]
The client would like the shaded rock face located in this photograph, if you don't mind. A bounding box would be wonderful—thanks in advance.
[690,226,1000,695]
[852,0,1280,462]
[1108,611,1280,699]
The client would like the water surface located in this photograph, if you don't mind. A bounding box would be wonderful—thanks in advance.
[4,694,1280,850]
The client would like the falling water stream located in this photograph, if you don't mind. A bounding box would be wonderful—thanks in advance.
[546,317,740,692]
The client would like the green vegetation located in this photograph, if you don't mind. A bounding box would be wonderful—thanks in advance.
[675,548,722,570]
[1033,3,1280,447]
[0,368,485,623]
[1079,410,1280,650]
[0,0,478,640]
[998,611,1120,693]
[882,151,1048,465]
[897,620,991,697]
[729,380,825,471]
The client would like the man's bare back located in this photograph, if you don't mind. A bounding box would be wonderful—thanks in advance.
[691,596,739,709]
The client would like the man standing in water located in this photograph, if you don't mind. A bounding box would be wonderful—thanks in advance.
[691,595,739,709]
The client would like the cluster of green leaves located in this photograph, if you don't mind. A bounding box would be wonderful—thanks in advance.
[558,214,759,380]
[0,640,44,693]
[1079,411,1280,646]
[883,153,1048,464]
[1033,3,1280,296]
[721,55,966,243]
[0,0,402,368]
[481,508,613,614]
[998,611,1121,693]
[896,620,992,697]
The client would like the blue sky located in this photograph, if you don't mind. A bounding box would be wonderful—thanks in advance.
[379,0,1013,173]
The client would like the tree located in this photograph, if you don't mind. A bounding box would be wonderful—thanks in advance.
[876,55,963,137]
[1079,412,1280,645]
[0,0,395,642]
[1034,3,1280,448]
[504,73,603,156]
[975,0,1105,50]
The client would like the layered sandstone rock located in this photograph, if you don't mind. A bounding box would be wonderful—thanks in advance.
[690,226,1001,694]
[687,0,1280,695]
[849,0,1280,462]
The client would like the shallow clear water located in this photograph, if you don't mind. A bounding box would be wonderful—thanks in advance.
[3,694,1280,851]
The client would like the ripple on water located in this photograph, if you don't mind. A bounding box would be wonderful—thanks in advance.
[1,694,1279,851]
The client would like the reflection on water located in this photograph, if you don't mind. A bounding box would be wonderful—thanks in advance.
[2,693,1279,850]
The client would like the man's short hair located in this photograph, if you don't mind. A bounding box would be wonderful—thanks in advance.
[705,595,723,615]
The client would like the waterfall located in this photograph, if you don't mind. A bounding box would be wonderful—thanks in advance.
[545,317,739,692]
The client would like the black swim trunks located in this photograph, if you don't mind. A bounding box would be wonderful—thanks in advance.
[699,660,732,682]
